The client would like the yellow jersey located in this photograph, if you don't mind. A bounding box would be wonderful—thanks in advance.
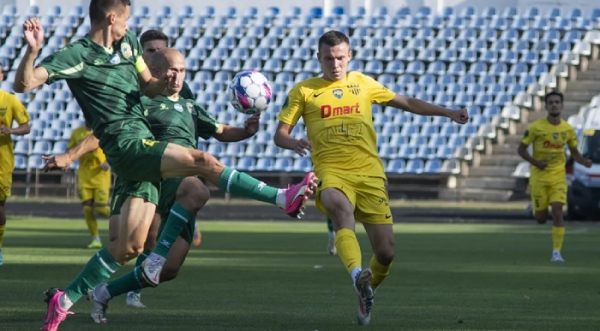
[521,118,577,183]
[0,90,29,175]
[278,71,396,179]
[68,126,110,188]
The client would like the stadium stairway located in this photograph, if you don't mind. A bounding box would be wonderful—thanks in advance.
[441,58,600,201]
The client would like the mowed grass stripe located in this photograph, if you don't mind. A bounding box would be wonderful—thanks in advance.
[1,217,599,331]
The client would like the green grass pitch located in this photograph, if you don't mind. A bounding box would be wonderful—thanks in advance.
[1,216,600,331]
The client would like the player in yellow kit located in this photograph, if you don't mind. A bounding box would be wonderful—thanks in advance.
[68,125,111,248]
[518,91,591,263]
[274,30,468,325]
[0,63,31,265]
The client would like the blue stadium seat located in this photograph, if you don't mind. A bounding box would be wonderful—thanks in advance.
[439,49,458,62]
[423,159,442,173]
[31,140,52,155]
[502,6,518,18]
[405,159,424,174]
[235,157,255,171]
[385,159,405,173]
[273,157,293,171]
[524,7,540,19]
[254,157,274,171]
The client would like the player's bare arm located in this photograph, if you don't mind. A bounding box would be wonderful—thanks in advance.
[43,135,100,171]
[0,122,30,135]
[517,143,548,170]
[568,146,593,168]
[212,113,260,142]
[274,122,312,157]
[13,18,49,93]
[386,94,469,124]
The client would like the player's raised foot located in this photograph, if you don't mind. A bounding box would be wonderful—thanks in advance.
[87,239,102,249]
[42,288,73,331]
[327,231,337,255]
[284,172,318,219]
[193,225,202,247]
[551,251,565,262]
[88,288,108,324]
[353,268,374,326]
[0,248,4,266]
[126,292,146,308]
[141,254,166,287]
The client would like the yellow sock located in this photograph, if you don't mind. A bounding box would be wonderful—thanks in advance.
[0,224,5,248]
[335,228,362,274]
[83,205,99,237]
[552,226,565,252]
[95,205,110,217]
[370,256,392,291]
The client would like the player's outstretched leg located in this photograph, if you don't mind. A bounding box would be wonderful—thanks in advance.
[161,145,318,219]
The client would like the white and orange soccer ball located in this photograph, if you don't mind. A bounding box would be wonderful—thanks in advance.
[228,70,272,115]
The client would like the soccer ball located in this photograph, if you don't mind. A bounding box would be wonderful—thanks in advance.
[229,70,272,115]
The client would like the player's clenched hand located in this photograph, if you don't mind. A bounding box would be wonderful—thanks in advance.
[244,113,260,136]
[99,162,111,171]
[42,154,73,172]
[294,139,311,157]
[534,160,548,170]
[0,125,11,135]
[23,18,44,51]
[449,109,469,124]
[582,158,593,168]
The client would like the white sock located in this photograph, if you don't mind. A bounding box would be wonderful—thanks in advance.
[147,252,166,264]
[93,236,101,242]
[350,267,362,282]
[59,293,73,310]
[95,283,111,304]
[275,189,286,208]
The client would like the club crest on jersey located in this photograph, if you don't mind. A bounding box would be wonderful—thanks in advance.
[109,54,121,65]
[174,104,184,112]
[332,89,343,99]
[186,102,194,113]
[553,132,558,140]
[347,84,361,95]
[121,43,133,59]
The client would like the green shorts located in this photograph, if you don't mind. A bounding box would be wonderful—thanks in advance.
[110,177,161,216]
[157,177,196,245]
[103,137,167,183]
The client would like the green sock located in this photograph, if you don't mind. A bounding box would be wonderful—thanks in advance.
[65,248,121,303]
[153,202,195,259]
[327,218,334,232]
[106,266,148,297]
[133,249,151,294]
[218,167,278,205]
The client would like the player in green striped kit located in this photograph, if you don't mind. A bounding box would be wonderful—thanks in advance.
[89,48,260,323]
[13,2,316,330]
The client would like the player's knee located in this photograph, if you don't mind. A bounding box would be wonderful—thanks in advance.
[375,245,395,266]
[535,214,547,224]
[191,149,220,168]
[177,178,210,211]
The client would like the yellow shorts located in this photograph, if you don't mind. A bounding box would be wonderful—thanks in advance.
[316,174,392,224]
[0,173,12,200]
[530,180,567,211]
[79,186,110,205]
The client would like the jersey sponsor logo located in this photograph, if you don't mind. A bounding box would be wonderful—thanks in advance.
[314,91,325,98]
[121,43,133,59]
[332,89,343,99]
[186,102,194,113]
[160,104,168,110]
[109,54,121,65]
[347,84,361,95]
[320,103,360,118]
[543,141,563,149]
[174,104,184,112]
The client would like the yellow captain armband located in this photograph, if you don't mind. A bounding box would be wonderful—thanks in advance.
[135,56,147,73]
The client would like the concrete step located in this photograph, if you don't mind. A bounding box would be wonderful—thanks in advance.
[577,71,600,80]
[462,176,520,190]
[468,165,517,177]
[504,134,528,144]
[480,155,523,167]
[439,188,513,201]
[492,144,520,155]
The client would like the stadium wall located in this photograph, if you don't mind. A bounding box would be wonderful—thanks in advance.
[1,0,597,18]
